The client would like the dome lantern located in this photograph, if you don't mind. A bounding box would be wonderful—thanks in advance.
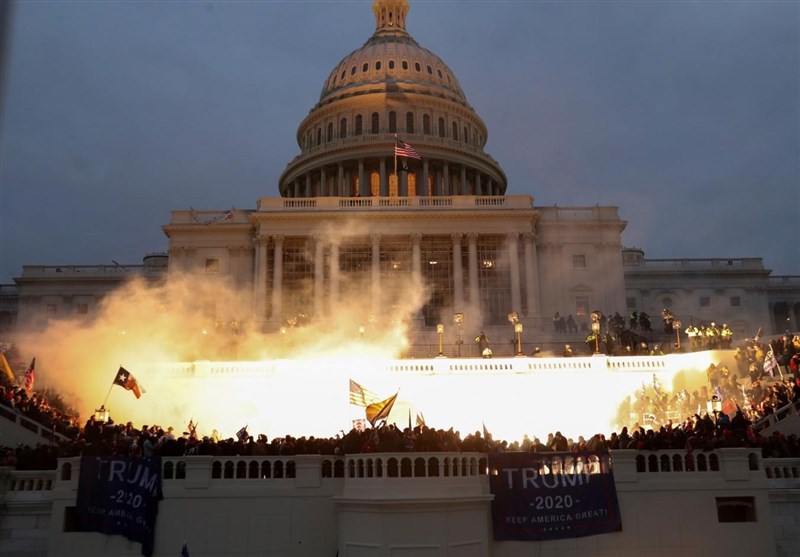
[373,0,409,32]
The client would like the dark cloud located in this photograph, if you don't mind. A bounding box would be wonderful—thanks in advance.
[1,1,797,282]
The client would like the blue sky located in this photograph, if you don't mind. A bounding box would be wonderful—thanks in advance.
[1,0,798,283]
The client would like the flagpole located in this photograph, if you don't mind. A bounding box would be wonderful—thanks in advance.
[101,367,119,408]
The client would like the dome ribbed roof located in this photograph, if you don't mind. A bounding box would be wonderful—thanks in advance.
[317,0,468,108]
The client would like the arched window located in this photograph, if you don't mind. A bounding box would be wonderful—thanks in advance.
[426,65,432,74]
[406,112,414,134]
[375,60,382,71]
[423,114,431,135]
[438,117,445,138]
[371,112,380,134]
[339,118,347,138]
[327,122,333,142]
[402,60,408,70]
[463,126,469,143]
[350,65,356,76]
[414,62,421,72]
[389,60,395,70]
[362,62,369,72]
[316,128,322,146]
[355,115,363,136]
[452,122,458,141]
[389,111,397,133]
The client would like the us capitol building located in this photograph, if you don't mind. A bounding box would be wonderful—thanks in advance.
[2,0,798,351]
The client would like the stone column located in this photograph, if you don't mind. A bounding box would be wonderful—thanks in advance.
[443,163,450,196]
[371,233,381,317]
[330,241,340,312]
[271,235,284,322]
[507,232,521,314]
[252,235,268,320]
[452,233,464,312]
[379,158,388,197]
[460,165,467,195]
[411,233,422,285]
[319,167,326,196]
[305,173,312,198]
[358,159,367,197]
[314,235,325,318]
[337,163,344,197]
[523,232,540,317]
[467,233,479,305]
[399,168,408,197]
[421,159,429,196]
[475,172,482,196]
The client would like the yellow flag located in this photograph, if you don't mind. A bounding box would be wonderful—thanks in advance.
[0,353,14,382]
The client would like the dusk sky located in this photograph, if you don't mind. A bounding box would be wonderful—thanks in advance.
[1,0,798,284]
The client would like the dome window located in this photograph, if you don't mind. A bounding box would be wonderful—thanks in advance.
[389,111,397,133]
[437,69,443,78]
[388,60,395,70]
[355,115,363,136]
[426,65,432,75]
[464,126,469,143]
[406,112,414,134]
[414,62,421,72]
[351,66,357,76]
[452,122,459,141]
[327,123,334,142]
[371,112,380,134]
[402,60,408,70]
[423,114,431,135]
[438,117,445,138]
[375,61,382,71]
[317,128,322,146]
[340,70,346,80]
[340,118,347,139]
[362,62,369,72]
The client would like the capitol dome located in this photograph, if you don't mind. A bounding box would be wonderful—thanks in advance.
[279,0,507,199]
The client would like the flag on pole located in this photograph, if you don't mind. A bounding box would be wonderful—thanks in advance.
[365,392,398,426]
[180,542,190,557]
[394,136,422,160]
[764,345,779,377]
[23,357,35,394]
[349,379,379,407]
[416,411,426,427]
[236,425,249,441]
[0,352,14,382]
[113,366,143,398]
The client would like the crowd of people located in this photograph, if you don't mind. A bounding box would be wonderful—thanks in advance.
[550,310,739,357]
[2,332,799,471]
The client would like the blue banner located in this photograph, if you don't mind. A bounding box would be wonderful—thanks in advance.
[489,451,622,541]
[76,456,163,556]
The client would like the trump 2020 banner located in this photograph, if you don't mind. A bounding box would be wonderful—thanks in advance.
[488,451,622,540]
[76,456,163,556]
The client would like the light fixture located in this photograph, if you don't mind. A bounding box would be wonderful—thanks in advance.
[436,323,445,357]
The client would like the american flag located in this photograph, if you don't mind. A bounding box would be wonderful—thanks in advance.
[349,379,380,407]
[23,357,35,394]
[394,137,422,160]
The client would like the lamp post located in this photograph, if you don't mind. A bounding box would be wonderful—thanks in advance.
[706,395,722,422]
[436,323,445,357]
[94,406,110,423]
[453,313,464,357]
[673,319,682,351]
[514,322,524,356]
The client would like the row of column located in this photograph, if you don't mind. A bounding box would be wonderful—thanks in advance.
[285,158,502,198]
[252,232,540,323]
